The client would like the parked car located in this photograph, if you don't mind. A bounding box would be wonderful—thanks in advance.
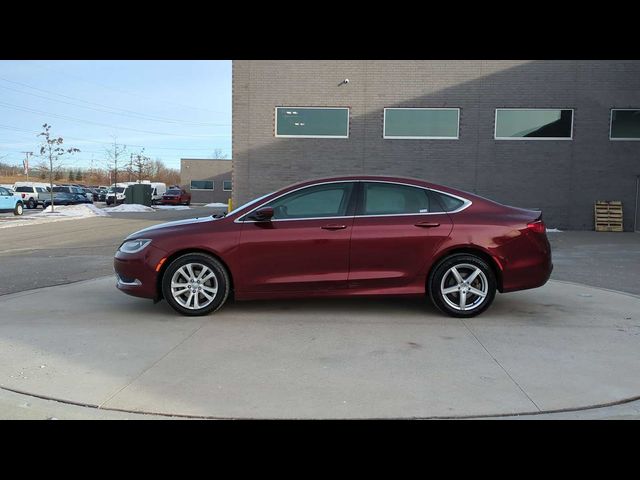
[12,182,50,209]
[160,188,191,205]
[79,188,95,202]
[0,186,24,215]
[114,176,553,318]
[42,191,81,208]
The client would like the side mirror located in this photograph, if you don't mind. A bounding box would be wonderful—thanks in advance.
[251,206,274,221]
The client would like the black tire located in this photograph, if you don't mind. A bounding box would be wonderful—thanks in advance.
[428,254,496,318]
[27,198,36,209]
[14,202,23,216]
[161,253,230,316]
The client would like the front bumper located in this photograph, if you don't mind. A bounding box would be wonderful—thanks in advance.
[113,244,167,300]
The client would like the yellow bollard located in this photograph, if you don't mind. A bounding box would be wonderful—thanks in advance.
[227,197,232,213]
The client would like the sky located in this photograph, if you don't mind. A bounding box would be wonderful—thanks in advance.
[0,60,231,171]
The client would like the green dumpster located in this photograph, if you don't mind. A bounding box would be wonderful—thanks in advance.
[125,183,152,206]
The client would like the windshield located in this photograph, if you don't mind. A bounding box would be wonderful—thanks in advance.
[52,186,69,192]
[108,187,126,193]
[166,189,181,195]
[226,191,275,217]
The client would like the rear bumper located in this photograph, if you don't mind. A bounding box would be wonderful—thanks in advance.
[500,233,553,293]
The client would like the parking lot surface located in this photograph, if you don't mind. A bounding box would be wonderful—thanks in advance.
[1,276,639,418]
[1,207,639,419]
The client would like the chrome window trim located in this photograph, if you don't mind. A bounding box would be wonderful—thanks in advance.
[235,180,356,223]
[235,180,472,223]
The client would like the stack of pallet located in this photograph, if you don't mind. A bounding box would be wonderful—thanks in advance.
[594,201,623,232]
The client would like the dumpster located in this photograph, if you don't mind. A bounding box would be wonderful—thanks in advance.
[125,183,152,206]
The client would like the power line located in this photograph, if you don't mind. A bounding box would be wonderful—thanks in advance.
[0,78,230,127]
[30,62,230,115]
[0,101,231,138]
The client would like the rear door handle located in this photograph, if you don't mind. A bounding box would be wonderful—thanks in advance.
[321,224,347,230]
[414,222,440,228]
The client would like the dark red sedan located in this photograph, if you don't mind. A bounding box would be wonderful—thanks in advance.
[160,188,191,206]
[114,176,552,318]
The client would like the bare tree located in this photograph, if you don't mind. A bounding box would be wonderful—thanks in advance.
[38,124,80,212]
[212,148,228,159]
[132,149,151,182]
[104,137,127,204]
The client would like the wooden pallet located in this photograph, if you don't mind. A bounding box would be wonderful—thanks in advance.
[595,201,623,232]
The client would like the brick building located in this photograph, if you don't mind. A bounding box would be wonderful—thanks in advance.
[180,158,232,204]
[232,60,640,231]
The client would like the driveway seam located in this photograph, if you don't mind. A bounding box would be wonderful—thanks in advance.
[462,320,542,412]
[96,318,211,409]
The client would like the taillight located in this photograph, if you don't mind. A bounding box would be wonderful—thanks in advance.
[527,220,546,234]
[21,193,26,198]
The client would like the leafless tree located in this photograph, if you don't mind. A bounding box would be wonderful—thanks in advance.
[38,124,80,212]
[212,148,228,159]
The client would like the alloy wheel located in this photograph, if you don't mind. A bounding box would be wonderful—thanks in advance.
[439,263,489,312]
[170,263,218,310]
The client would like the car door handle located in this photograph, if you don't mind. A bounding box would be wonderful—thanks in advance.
[321,224,347,230]
[414,222,441,228]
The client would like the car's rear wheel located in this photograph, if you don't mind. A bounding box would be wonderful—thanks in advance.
[428,254,496,318]
[14,202,23,216]
[27,198,36,209]
[161,253,230,316]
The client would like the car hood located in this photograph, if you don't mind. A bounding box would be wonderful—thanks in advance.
[125,216,219,240]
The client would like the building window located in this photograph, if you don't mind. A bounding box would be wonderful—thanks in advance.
[494,109,574,140]
[383,108,460,139]
[610,109,640,140]
[223,180,232,191]
[190,180,214,190]
[275,107,349,138]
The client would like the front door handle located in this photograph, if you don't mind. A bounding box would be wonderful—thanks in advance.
[321,224,347,230]
[414,222,440,228]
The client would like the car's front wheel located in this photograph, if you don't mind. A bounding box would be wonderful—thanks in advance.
[14,202,23,216]
[428,254,496,318]
[161,253,230,316]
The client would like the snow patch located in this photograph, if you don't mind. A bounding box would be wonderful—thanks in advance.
[204,202,228,208]
[107,204,155,212]
[154,205,191,210]
[546,228,563,233]
[36,204,110,218]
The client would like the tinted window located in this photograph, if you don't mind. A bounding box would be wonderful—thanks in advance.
[15,186,32,192]
[223,180,232,191]
[0,187,8,195]
[610,109,640,139]
[362,183,431,215]
[384,108,459,139]
[429,191,466,212]
[191,180,213,190]
[495,109,573,139]
[263,183,354,220]
[275,107,349,138]
[166,189,181,195]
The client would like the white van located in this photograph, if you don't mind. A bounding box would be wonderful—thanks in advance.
[150,182,167,204]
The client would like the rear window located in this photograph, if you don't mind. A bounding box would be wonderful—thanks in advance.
[428,191,466,212]
[15,186,33,192]
[52,186,69,192]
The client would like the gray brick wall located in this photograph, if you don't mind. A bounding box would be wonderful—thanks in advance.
[232,61,640,231]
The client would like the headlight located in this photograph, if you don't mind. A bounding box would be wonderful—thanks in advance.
[119,239,152,254]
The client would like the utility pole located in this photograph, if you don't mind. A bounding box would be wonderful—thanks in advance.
[21,151,33,181]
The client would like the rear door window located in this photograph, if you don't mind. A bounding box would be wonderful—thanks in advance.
[361,182,431,215]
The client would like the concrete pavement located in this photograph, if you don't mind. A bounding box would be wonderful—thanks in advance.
[1,277,639,419]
